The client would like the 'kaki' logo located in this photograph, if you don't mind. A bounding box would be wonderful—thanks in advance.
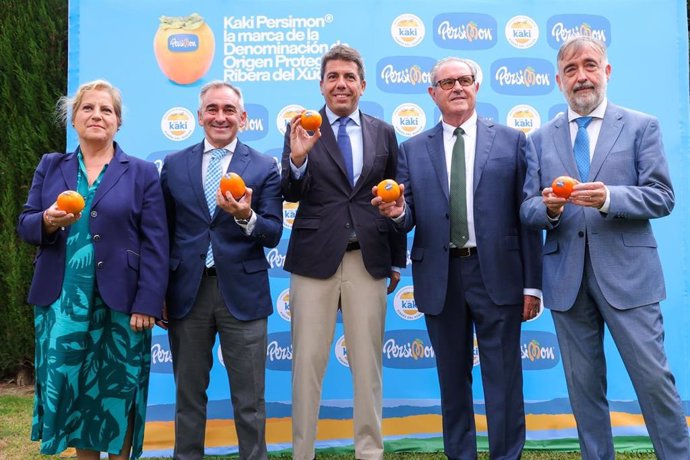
[153,13,215,85]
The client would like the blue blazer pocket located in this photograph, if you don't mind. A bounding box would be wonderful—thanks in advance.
[127,249,140,271]
[243,257,270,273]
[622,232,657,248]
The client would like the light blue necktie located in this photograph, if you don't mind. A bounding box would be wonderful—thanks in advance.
[336,117,354,186]
[573,117,593,181]
[205,148,228,267]
[450,127,469,247]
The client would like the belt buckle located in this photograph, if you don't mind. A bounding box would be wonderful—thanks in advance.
[458,247,471,257]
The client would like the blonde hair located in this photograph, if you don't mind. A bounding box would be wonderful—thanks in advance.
[56,79,123,127]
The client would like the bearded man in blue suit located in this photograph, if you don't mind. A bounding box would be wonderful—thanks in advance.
[374,57,542,459]
[520,36,689,459]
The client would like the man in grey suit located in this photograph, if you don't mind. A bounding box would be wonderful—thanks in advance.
[281,45,406,460]
[521,36,689,459]
[373,56,542,459]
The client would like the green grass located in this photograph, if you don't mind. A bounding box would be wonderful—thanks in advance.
[0,389,657,459]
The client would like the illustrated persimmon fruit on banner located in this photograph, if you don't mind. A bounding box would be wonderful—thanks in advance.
[153,13,215,85]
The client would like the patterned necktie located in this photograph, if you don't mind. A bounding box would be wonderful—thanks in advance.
[337,117,354,186]
[573,116,593,181]
[205,148,228,267]
[450,127,469,247]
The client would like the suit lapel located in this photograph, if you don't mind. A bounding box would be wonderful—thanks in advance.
[319,108,350,184]
[92,143,128,208]
[426,123,450,200]
[59,152,78,191]
[186,142,209,219]
[552,114,580,179]
[354,113,378,194]
[228,140,250,177]
[589,104,623,181]
[473,118,495,192]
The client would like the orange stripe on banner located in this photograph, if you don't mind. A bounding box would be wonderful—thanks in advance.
[142,413,690,451]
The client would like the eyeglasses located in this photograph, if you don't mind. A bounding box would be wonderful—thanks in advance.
[434,75,475,90]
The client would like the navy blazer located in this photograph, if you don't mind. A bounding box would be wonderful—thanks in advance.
[17,144,169,318]
[161,140,283,321]
[281,108,406,279]
[398,119,542,314]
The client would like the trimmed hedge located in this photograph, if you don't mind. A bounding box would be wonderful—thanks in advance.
[0,0,67,378]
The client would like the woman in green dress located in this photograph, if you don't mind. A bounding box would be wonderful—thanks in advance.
[17,80,169,459]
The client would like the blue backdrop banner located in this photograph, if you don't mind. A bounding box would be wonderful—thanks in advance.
[67,0,690,455]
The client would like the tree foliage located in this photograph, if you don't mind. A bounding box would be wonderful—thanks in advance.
[0,0,67,378]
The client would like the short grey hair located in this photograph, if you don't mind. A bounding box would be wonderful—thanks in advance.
[198,80,245,112]
[429,57,478,85]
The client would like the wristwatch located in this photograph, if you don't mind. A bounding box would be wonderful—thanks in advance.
[235,209,253,225]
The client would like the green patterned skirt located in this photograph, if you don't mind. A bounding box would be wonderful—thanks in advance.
[32,292,151,458]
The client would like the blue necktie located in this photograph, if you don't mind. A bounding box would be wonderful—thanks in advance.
[450,127,469,247]
[337,117,354,186]
[204,148,228,267]
[573,117,593,181]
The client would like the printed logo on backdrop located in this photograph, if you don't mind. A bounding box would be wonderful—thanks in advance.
[267,238,289,279]
[146,150,175,175]
[505,15,539,49]
[239,103,269,141]
[392,103,426,137]
[391,14,425,48]
[506,105,541,134]
[491,58,554,95]
[520,330,560,370]
[335,335,349,367]
[376,56,435,94]
[547,15,611,49]
[433,13,497,50]
[433,102,498,125]
[276,105,305,136]
[150,335,174,373]
[393,285,423,321]
[223,14,332,83]
[161,107,195,141]
[275,288,291,322]
[266,331,292,371]
[282,201,299,230]
[383,330,435,369]
[548,104,569,122]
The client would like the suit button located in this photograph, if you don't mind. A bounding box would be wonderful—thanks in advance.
[96,261,104,269]
[93,234,101,241]
[443,244,448,251]
[578,231,584,237]
[90,210,98,218]
[445,213,449,219]
[345,223,351,229]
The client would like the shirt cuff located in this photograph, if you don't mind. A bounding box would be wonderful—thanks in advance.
[235,209,257,235]
[290,157,308,179]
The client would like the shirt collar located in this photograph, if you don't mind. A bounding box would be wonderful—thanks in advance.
[325,106,361,127]
[203,138,238,154]
[568,98,608,122]
[441,111,478,138]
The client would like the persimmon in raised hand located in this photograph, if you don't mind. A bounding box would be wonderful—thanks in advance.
[219,172,246,199]
[551,176,577,199]
[56,190,85,214]
[376,179,401,203]
[300,110,322,131]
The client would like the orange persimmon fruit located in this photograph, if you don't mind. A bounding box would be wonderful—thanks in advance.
[220,172,246,200]
[551,175,577,199]
[56,190,85,214]
[300,110,322,131]
[153,13,215,85]
[376,179,401,203]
